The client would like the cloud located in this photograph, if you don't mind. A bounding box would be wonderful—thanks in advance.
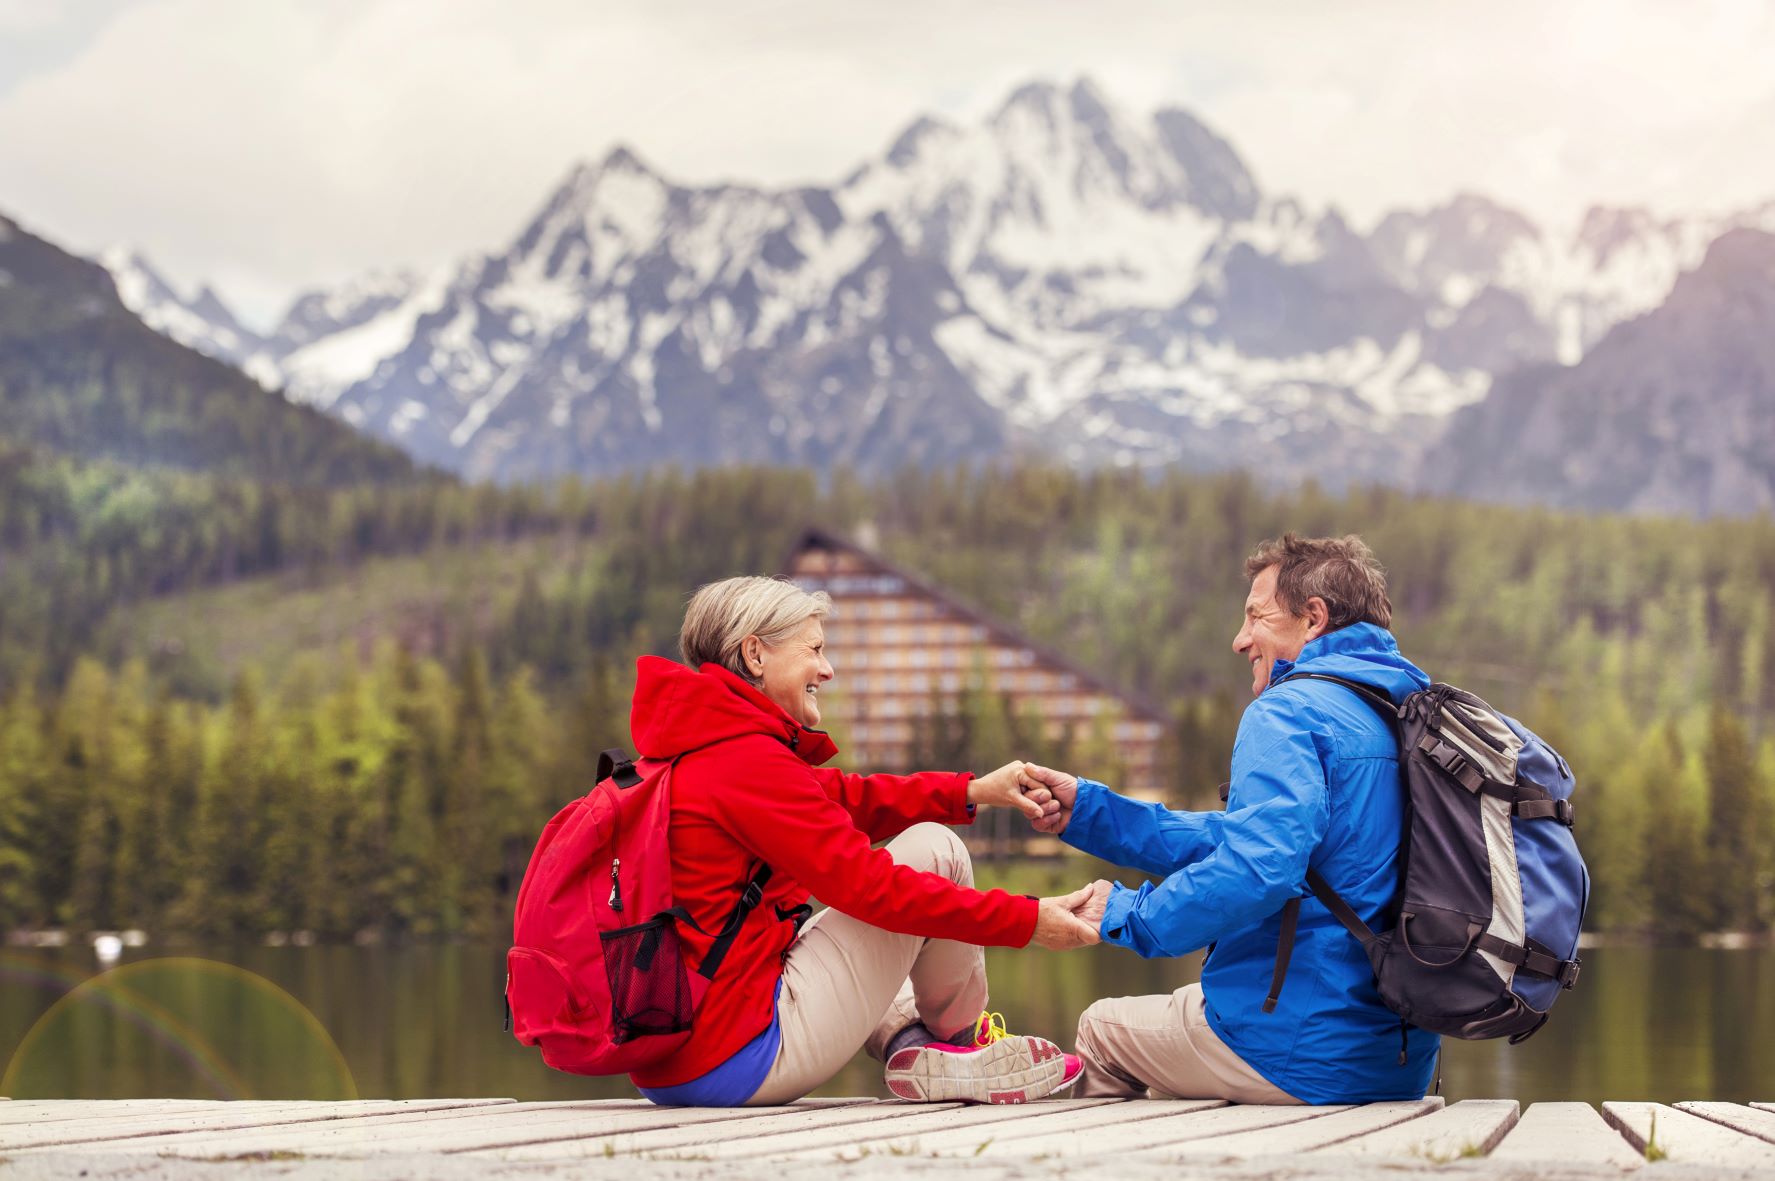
[2,0,1772,325]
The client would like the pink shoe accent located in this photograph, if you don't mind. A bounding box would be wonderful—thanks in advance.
[886,1076,922,1100]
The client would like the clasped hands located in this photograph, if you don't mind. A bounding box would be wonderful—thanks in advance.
[969,760,1108,951]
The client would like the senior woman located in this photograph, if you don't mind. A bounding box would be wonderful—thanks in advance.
[626,575,1097,1107]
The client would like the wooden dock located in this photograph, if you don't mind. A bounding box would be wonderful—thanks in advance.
[5,1097,1775,1177]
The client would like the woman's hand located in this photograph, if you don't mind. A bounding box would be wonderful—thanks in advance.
[1030,882,1104,950]
[1019,764,1079,834]
[968,760,1050,821]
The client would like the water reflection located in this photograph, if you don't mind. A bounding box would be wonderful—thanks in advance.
[1,944,1768,1103]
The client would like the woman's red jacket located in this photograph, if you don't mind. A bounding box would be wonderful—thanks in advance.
[626,656,1039,1088]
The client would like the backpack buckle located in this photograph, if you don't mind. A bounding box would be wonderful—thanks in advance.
[739,880,766,910]
[1555,798,1575,826]
[1559,958,1582,990]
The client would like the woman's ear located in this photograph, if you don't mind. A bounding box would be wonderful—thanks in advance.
[741,635,764,675]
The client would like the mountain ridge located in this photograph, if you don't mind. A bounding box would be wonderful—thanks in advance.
[91,75,1775,510]
[1,210,421,486]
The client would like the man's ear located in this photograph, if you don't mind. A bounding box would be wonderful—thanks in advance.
[1303,596,1331,639]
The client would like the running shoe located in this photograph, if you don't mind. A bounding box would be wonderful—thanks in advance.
[884,1011,1082,1104]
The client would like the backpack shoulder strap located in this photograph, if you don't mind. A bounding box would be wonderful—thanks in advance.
[1276,672,1402,728]
[597,748,644,788]
[1260,675,1396,1014]
[695,861,774,980]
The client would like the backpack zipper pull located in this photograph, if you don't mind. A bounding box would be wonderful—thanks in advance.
[608,858,624,912]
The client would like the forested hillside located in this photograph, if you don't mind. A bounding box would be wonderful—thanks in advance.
[0,465,1770,941]
[0,212,417,485]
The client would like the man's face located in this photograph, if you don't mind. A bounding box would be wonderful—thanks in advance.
[1233,565,1317,698]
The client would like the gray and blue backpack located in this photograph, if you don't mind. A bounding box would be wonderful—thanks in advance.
[1266,676,1589,1045]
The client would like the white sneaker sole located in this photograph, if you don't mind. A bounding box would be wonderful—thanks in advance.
[883,1035,1071,1104]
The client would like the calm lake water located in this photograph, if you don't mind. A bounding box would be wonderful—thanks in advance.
[3,941,1770,1104]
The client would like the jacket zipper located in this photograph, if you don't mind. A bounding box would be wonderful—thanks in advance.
[608,858,624,912]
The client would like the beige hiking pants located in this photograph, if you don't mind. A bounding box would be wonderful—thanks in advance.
[1073,983,1302,1103]
[746,822,989,1105]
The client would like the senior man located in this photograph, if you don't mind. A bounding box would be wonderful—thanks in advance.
[1023,533,1439,1104]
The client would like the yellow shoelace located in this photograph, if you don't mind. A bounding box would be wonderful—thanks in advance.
[973,1010,1011,1047]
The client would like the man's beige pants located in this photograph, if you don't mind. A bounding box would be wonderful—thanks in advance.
[1073,983,1301,1102]
[746,822,988,1106]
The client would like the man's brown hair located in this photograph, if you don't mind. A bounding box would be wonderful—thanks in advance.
[1244,533,1392,631]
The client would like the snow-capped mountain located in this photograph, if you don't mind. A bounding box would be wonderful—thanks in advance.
[99,247,263,365]
[1422,228,1775,516]
[243,269,444,410]
[99,76,1775,497]
[1368,193,1775,365]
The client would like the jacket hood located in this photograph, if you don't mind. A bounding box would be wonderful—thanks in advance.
[1267,621,1429,704]
[630,655,839,765]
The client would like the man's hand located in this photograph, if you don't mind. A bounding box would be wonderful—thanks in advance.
[1030,883,1102,950]
[968,760,1050,822]
[1075,878,1112,927]
[1020,764,1080,834]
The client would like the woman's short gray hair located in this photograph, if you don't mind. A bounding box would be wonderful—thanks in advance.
[680,576,832,681]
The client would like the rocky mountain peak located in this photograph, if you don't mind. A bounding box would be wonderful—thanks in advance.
[1684,225,1775,295]
[885,115,961,168]
[1150,107,1260,222]
[991,78,1069,130]
[1572,205,1670,264]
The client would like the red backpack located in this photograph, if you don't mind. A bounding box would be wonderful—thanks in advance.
[504,747,773,1075]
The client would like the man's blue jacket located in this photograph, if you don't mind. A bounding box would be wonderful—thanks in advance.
[1063,622,1440,1103]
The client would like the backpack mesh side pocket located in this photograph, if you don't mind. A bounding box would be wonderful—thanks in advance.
[600,914,692,1044]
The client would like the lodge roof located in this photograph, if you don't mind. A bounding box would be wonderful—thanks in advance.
[784,527,1170,726]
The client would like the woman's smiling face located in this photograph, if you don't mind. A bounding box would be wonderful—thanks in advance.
[754,615,835,728]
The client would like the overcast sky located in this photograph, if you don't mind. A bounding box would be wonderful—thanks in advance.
[4,0,1774,327]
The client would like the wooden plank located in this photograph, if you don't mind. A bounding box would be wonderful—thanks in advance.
[1681,1102,1775,1144]
[1490,1102,1642,1169]
[0,1101,262,1126]
[488,1100,953,1161]
[24,1100,561,1156]
[1313,1099,1517,1160]
[833,1098,1208,1159]
[364,1097,873,1155]
[0,1100,287,1124]
[924,1102,1314,1159]
[4,1099,516,1151]
[774,1099,1133,1161]
[1164,1100,1441,1158]
[1604,1102,1775,1168]
[648,1098,1133,1161]
[1,1100,397,1129]
[108,1100,859,1158]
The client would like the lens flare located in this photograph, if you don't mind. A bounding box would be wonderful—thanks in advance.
[2,955,357,1100]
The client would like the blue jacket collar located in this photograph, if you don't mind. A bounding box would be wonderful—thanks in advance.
[1266,622,1430,703]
